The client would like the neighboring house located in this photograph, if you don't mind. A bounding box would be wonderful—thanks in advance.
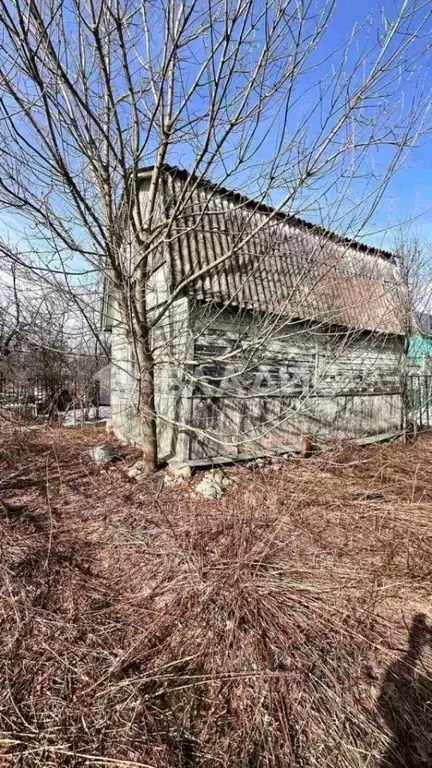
[408,312,432,372]
[105,165,406,464]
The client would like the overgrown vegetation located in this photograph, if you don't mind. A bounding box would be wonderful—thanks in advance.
[1,425,431,766]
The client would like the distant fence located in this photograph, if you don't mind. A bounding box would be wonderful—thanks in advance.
[408,374,432,430]
[0,375,100,420]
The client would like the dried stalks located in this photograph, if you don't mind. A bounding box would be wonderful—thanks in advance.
[0,425,431,766]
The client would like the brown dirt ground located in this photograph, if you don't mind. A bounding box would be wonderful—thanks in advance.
[0,424,431,767]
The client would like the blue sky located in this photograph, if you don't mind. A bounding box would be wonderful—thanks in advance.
[160,0,432,251]
[316,0,432,250]
[1,0,432,260]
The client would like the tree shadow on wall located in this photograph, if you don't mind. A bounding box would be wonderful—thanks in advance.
[378,613,432,767]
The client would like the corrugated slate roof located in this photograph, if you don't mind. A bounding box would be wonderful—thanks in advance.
[140,166,407,335]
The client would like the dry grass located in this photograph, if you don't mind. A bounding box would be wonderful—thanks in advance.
[0,424,431,767]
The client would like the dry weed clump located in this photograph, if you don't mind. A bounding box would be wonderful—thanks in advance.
[0,424,431,766]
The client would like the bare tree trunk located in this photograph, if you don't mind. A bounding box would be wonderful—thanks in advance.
[136,335,157,473]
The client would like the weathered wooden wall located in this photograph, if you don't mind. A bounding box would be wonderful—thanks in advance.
[108,177,192,462]
[110,298,404,463]
[187,304,404,460]
[109,292,191,461]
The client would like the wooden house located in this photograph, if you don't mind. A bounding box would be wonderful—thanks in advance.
[105,166,406,463]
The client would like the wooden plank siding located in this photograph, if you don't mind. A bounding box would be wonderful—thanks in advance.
[110,299,404,463]
[187,305,404,460]
[109,294,192,461]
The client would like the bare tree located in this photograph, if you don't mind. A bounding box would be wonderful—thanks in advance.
[0,256,106,420]
[0,261,23,359]
[387,233,432,437]
[393,235,432,333]
[0,0,431,469]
